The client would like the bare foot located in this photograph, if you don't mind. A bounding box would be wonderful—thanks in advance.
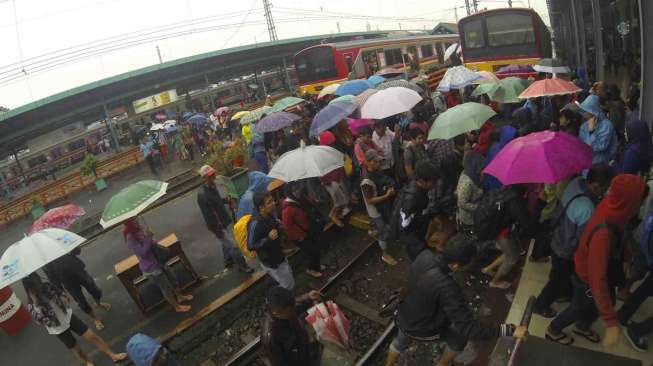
[331,215,344,227]
[94,319,105,331]
[97,302,111,311]
[306,269,323,278]
[175,304,192,313]
[481,267,497,277]
[110,352,128,362]
[382,254,398,266]
[86,362,95,366]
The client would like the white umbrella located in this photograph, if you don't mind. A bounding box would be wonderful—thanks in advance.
[0,228,86,288]
[437,65,483,92]
[150,123,165,131]
[444,43,460,61]
[360,87,422,120]
[268,143,343,183]
[317,83,341,99]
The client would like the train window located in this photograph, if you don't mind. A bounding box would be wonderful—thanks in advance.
[384,48,403,66]
[27,155,47,168]
[67,139,86,151]
[436,43,444,64]
[486,13,535,46]
[295,47,338,82]
[420,45,434,58]
[462,19,485,48]
[344,53,354,72]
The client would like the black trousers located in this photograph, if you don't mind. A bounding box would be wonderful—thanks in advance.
[631,317,653,339]
[145,155,157,174]
[550,275,601,334]
[619,271,653,324]
[63,270,103,315]
[184,144,195,161]
[535,252,573,311]
[296,237,321,272]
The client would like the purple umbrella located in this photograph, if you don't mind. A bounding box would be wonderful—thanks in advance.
[187,113,208,125]
[309,101,357,137]
[495,64,536,78]
[483,131,592,185]
[256,112,301,133]
[347,118,373,137]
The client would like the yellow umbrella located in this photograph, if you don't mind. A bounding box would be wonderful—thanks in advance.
[231,111,250,120]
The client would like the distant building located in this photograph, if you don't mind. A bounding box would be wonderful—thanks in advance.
[431,22,459,35]
[0,106,9,114]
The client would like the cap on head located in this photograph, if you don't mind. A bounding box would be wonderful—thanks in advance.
[319,131,336,146]
[198,165,216,178]
[365,149,384,164]
[440,234,476,265]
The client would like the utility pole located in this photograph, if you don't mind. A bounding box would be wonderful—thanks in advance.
[337,22,341,33]
[508,0,513,7]
[464,0,471,15]
[262,0,278,41]
[527,0,531,7]
[454,7,458,21]
[398,23,402,30]
[473,0,479,12]
[156,45,163,64]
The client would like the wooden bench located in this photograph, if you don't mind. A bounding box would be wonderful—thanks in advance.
[115,233,199,315]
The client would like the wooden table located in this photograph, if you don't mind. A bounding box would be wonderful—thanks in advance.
[115,234,199,314]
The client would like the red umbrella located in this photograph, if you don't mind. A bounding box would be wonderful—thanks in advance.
[519,78,582,99]
[29,204,86,234]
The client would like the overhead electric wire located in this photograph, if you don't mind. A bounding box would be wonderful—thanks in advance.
[221,0,259,49]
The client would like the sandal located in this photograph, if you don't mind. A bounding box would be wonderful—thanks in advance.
[546,331,574,346]
[572,328,600,343]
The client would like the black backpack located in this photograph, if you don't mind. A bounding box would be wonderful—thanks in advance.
[473,187,518,240]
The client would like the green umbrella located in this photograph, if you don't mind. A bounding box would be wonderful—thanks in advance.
[489,77,529,103]
[100,180,168,228]
[240,105,272,125]
[428,102,496,140]
[471,81,499,97]
[328,95,354,105]
[270,96,304,113]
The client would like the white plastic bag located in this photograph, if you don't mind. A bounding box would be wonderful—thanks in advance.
[305,301,350,349]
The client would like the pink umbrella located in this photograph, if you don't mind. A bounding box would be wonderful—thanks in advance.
[29,204,86,234]
[214,106,230,116]
[518,78,582,99]
[483,131,592,185]
[347,118,373,137]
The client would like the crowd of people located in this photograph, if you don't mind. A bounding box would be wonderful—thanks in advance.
[20,66,653,366]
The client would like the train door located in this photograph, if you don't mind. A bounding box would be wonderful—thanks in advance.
[362,49,381,76]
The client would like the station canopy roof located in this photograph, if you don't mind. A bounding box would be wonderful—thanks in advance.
[0,31,389,156]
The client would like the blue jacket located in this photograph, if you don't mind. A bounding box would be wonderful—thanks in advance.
[484,125,517,191]
[127,333,180,366]
[618,119,652,176]
[578,95,618,165]
[236,171,271,220]
[550,177,599,259]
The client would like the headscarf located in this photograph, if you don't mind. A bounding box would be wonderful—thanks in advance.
[621,119,653,176]
[463,150,485,187]
[123,218,141,240]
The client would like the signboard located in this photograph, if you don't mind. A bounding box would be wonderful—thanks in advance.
[132,90,178,114]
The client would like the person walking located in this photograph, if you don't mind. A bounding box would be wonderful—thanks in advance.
[197,165,250,273]
[546,174,646,347]
[455,150,485,232]
[384,235,527,366]
[533,164,612,318]
[372,120,397,178]
[23,273,128,366]
[578,95,618,166]
[123,218,193,313]
[140,138,157,175]
[44,248,111,331]
[249,192,295,289]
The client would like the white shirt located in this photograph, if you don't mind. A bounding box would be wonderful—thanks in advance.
[45,304,73,335]
[372,129,395,170]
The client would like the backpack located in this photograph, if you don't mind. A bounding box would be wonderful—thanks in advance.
[233,214,256,258]
[472,188,517,240]
[640,210,653,269]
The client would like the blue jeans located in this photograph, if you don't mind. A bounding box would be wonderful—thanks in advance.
[218,229,247,270]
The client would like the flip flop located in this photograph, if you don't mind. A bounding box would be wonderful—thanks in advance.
[545,331,574,346]
[572,328,600,343]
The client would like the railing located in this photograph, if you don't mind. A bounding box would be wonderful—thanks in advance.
[426,67,448,91]
[0,148,143,226]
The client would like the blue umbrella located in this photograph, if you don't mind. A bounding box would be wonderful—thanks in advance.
[181,111,194,120]
[187,114,208,125]
[256,112,301,133]
[367,75,386,86]
[335,80,374,96]
[309,101,357,137]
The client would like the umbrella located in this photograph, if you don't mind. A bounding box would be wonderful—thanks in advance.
[214,106,230,116]
[495,64,535,77]
[437,66,482,92]
[533,58,571,74]
[187,114,208,125]
[231,111,250,121]
[483,131,592,184]
[0,228,86,288]
[376,79,423,93]
[150,123,166,131]
[375,67,404,77]
[361,87,422,120]
[485,77,529,104]
[352,88,378,108]
[474,70,500,83]
[335,80,374,96]
[329,95,354,105]
[317,83,340,99]
[100,180,168,228]
[29,204,86,235]
[367,75,386,86]
[347,118,373,137]
[240,106,272,125]
[444,43,460,61]
[428,102,496,140]
[519,78,582,99]
[309,101,357,137]
[181,112,194,120]
[256,112,301,133]
[270,96,304,113]
[268,142,344,183]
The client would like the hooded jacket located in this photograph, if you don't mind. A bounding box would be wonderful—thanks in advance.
[575,174,646,327]
[282,197,311,242]
[396,248,510,340]
[578,95,619,165]
[237,171,271,219]
[126,333,180,366]
[618,119,653,176]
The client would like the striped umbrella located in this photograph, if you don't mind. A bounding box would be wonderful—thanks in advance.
[270,97,304,113]
[240,106,272,125]
[352,88,379,108]
[377,79,423,93]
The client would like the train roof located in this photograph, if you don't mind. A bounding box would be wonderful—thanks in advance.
[312,33,459,51]
[458,7,543,24]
